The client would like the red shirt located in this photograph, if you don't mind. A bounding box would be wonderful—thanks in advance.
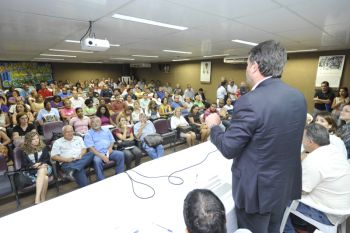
[38,88,53,98]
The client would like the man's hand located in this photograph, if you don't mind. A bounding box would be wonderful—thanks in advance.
[102,155,109,163]
[206,113,221,129]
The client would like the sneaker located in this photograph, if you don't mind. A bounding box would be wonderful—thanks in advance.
[64,169,75,182]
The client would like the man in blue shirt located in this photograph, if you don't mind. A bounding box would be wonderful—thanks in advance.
[84,117,124,181]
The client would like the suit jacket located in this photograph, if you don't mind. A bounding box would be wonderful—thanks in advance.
[211,78,307,214]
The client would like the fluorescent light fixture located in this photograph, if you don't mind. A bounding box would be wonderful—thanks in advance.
[163,49,192,54]
[232,39,258,46]
[132,55,159,58]
[110,44,120,47]
[287,49,318,53]
[172,58,190,62]
[203,53,229,58]
[83,61,103,63]
[112,13,188,30]
[111,57,135,61]
[49,49,93,54]
[33,57,64,61]
[65,40,80,43]
[40,54,76,58]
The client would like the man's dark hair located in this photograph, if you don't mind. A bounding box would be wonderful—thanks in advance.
[321,81,329,87]
[304,123,330,146]
[248,40,287,77]
[183,189,226,233]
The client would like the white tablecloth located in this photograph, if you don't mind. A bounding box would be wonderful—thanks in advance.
[0,141,236,233]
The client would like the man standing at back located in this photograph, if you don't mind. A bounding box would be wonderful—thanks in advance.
[207,40,307,233]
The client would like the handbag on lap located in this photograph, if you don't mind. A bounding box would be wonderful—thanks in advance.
[144,133,163,147]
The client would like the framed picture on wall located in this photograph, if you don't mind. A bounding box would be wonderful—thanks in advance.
[200,61,211,83]
[315,55,345,87]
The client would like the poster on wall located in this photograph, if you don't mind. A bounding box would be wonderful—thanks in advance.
[0,62,53,88]
[315,55,345,87]
[200,61,211,83]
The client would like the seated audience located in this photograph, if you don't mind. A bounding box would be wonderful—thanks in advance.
[50,95,64,109]
[58,87,71,99]
[0,109,10,131]
[51,125,94,187]
[171,107,196,147]
[159,97,173,118]
[29,94,44,114]
[125,94,134,107]
[188,105,209,142]
[69,107,91,135]
[114,116,142,170]
[36,100,60,126]
[284,123,350,232]
[38,82,53,98]
[20,131,52,204]
[183,189,227,233]
[0,96,8,113]
[140,93,150,112]
[96,105,116,127]
[12,104,34,125]
[337,104,350,159]
[193,94,205,111]
[0,130,11,147]
[224,98,234,115]
[60,99,76,123]
[12,112,36,147]
[83,99,97,117]
[134,113,164,159]
[69,90,85,109]
[110,96,125,114]
[84,117,124,181]
[116,105,133,125]
[315,111,347,158]
[183,96,194,113]
[145,100,160,121]
[132,101,143,123]
[203,103,219,121]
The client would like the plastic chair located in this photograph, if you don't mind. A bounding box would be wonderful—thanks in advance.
[12,147,58,207]
[42,121,65,146]
[280,200,350,233]
[0,155,13,199]
[153,118,177,151]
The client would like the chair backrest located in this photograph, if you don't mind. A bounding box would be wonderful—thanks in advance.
[12,147,24,171]
[0,155,7,174]
[153,118,171,134]
[42,121,65,143]
[0,155,12,196]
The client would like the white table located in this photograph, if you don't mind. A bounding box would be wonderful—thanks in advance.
[0,142,237,233]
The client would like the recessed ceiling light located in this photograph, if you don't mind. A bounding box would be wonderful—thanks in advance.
[49,49,93,54]
[40,54,76,58]
[110,44,120,47]
[112,13,188,30]
[203,54,230,58]
[232,39,258,46]
[163,49,192,54]
[132,55,159,58]
[33,57,64,61]
[65,40,80,43]
[110,57,135,61]
[287,49,318,53]
[172,58,190,62]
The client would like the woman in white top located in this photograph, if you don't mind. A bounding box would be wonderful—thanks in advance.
[315,111,347,159]
[331,87,349,123]
[171,107,196,147]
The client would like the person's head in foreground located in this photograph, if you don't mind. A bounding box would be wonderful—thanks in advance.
[183,189,226,233]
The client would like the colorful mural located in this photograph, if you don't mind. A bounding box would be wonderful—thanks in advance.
[0,62,53,88]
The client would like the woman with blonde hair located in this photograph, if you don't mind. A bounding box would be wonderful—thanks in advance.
[20,131,52,204]
[171,107,196,147]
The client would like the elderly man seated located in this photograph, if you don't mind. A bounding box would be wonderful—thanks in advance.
[134,113,164,159]
[283,123,350,232]
[51,125,94,187]
[84,117,124,181]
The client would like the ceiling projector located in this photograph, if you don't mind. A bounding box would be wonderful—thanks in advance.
[81,37,110,51]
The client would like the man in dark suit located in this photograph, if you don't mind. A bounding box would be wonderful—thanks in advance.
[207,40,307,233]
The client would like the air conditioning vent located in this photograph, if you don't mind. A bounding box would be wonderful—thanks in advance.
[130,63,152,68]
[223,56,248,64]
